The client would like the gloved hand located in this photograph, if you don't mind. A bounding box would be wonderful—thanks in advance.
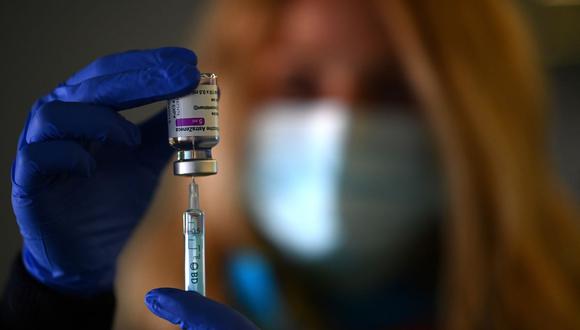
[145,288,258,330]
[11,47,200,295]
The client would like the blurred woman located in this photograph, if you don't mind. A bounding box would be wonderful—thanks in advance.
[115,1,580,329]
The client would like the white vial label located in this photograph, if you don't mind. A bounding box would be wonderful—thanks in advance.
[168,85,219,138]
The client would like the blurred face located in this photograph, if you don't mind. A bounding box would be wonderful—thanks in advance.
[252,0,411,106]
[242,0,441,287]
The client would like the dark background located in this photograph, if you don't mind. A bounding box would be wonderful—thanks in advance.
[0,0,578,289]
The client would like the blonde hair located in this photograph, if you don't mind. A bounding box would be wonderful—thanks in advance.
[193,0,580,328]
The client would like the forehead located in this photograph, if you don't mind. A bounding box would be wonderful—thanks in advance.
[273,0,388,63]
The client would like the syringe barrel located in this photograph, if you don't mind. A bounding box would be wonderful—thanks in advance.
[183,209,205,295]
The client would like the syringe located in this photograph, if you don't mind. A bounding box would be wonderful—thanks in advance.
[183,179,205,295]
[167,73,219,296]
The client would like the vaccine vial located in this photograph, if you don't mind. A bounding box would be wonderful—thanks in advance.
[167,73,219,176]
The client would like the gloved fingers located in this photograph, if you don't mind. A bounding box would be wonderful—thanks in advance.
[25,101,140,146]
[40,60,199,110]
[65,47,197,85]
[145,288,258,330]
[12,141,96,191]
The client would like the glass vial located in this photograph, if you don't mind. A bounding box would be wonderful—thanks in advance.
[168,73,219,176]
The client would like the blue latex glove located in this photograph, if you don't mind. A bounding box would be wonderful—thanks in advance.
[11,47,200,295]
[145,288,258,330]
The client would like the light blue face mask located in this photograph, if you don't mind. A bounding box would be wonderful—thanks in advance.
[243,100,443,291]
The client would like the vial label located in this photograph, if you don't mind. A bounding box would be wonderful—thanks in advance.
[168,84,219,138]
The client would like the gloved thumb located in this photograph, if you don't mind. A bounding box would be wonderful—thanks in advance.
[145,288,258,330]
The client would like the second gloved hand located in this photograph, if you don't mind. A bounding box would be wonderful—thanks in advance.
[145,288,258,330]
[11,47,200,295]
